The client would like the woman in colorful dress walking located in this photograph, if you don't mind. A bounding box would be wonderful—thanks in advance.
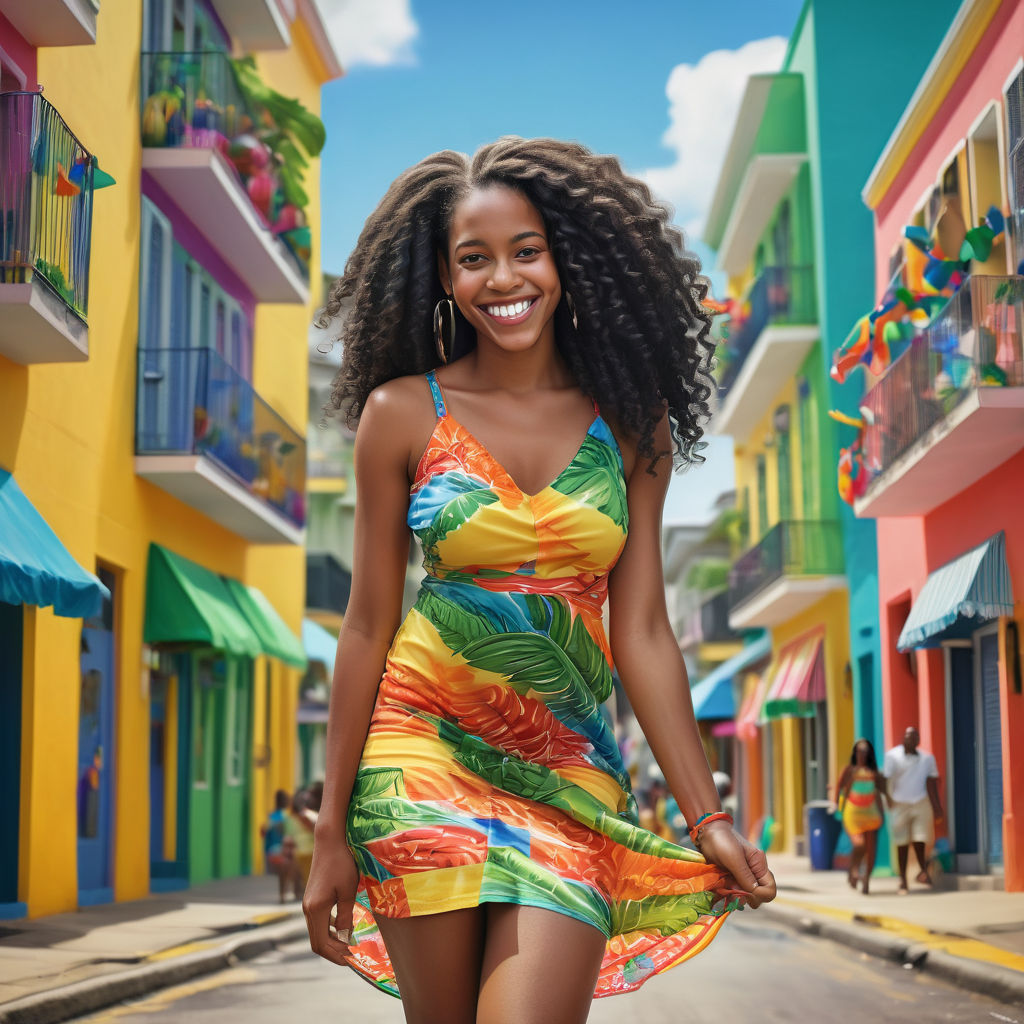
[836,738,886,894]
[302,137,777,1023]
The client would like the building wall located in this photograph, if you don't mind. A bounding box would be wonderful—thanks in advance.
[878,449,1024,888]
[1,0,326,917]
[872,1,1024,289]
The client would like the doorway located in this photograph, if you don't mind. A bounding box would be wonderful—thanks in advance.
[0,602,23,917]
[77,568,117,905]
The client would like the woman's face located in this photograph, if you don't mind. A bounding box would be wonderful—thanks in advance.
[442,185,561,355]
[854,742,869,765]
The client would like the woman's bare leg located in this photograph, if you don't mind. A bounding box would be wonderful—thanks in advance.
[847,836,865,887]
[862,831,878,894]
[374,906,486,1024]
[476,904,606,1024]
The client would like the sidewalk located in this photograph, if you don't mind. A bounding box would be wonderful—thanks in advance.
[0,876,306,1024]
[765,853,1024,1004]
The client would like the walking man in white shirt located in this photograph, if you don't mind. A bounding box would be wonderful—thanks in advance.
[883,726,944,894]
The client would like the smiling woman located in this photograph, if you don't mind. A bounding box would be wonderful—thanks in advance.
[304,137,776,1024]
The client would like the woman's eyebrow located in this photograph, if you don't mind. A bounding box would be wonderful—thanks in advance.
[455,230,545,252]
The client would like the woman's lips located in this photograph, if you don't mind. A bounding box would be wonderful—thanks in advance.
[478,297,539,325]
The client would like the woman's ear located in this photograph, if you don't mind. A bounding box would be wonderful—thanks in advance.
[437,252,453,297]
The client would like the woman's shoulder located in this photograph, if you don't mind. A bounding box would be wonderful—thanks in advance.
[363,373,434,418]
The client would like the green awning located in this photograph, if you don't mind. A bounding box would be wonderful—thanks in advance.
[897,532,1014,650]
[143,544,261,656]
[223,578,307,669]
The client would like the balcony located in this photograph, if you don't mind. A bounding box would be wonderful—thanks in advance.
[135,347,306,544]
[677,590,741,660]
[713,266,818,439]
[857,275,1024,517]
[0,0,99,46]
[209,0,290,51]
[728,520,845,629]
[140,52,309,304]
[306,552,351,620]
[0,92,93,363]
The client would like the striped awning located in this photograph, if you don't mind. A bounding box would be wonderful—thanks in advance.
[736,673,770,742]
[897,532,1013,651]
[762,626,826,720]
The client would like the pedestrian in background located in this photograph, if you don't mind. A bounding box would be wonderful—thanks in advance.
[284,789,317,899]
[883,726,943,894]
[261,789,294,903]
[835,739,885,894]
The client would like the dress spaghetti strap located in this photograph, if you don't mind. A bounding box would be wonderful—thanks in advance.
[425,371,447,419]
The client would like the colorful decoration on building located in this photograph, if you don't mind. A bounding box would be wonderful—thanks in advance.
[828,410,871,506]
[831,206,1006,384]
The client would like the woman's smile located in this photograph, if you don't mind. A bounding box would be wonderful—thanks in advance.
[478,296,539,324]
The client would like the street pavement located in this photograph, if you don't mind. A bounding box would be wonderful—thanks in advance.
[3,860,1024,1022]
[68,916,1022,1024]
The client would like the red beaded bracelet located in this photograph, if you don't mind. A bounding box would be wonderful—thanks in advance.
[689,811,733,844]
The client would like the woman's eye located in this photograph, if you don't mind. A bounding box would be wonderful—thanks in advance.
[460,254,486,265]
[517,247,540,258]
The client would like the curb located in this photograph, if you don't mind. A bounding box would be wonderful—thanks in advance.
[762,903,1024,1006]
[0,917,309,1024]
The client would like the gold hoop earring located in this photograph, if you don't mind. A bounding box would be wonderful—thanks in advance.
[434,295,456,365]
[565,291,579,330]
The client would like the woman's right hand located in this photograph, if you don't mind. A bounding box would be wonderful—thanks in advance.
[302,828,360,966]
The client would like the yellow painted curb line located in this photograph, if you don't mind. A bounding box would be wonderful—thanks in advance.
[144,912,297,962]
[776,896,1024,973]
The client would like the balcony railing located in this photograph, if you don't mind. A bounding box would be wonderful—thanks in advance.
[861,275,1024,485]
[700,590,738,644]
[306,553,352,617]
[0,91,94,321]
[140,51,308,285]
[717,265,817,397]
[136,347,306,530]
[729,520,844,613]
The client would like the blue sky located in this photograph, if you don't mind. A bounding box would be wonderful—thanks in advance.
[316,0,806,522]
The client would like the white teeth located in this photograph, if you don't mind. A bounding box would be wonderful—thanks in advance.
[485,299,532,318]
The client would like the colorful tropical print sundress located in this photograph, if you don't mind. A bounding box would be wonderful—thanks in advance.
[343,371,731,998]
[841,766,884,837]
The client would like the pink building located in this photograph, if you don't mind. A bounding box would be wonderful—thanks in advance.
[857,0,1024,890]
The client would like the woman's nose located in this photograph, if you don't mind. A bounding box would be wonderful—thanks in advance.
[488,260,522,291]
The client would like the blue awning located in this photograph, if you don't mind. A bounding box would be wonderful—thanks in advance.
[690,631,771,720]
[303,617,338,675]
[0,469,109,618]
[898,532,1014,650]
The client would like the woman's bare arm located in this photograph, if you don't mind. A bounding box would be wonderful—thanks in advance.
[304,382,423,963]
[608,414,775,907]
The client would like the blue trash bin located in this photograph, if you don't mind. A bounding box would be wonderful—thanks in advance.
[806,800,841,870]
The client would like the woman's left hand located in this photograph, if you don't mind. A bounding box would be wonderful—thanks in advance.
[697,821,777,909]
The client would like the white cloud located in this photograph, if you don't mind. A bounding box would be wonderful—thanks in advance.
[314,0,418,68]
[642,37,788,241]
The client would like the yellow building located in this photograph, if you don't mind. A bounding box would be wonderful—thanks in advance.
[0,0,341,918]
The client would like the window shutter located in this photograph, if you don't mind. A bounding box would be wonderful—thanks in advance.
[1007,68,1024,271]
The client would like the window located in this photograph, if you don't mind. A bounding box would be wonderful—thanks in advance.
[797,376,818,520]
[1006,67,1024,272]
[145,0,229,52]
[775,405,792,522]
[756,454,768,540]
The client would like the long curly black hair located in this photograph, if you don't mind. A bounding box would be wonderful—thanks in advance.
[319,136,716,467]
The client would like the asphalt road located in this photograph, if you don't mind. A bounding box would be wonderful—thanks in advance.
[72,913,1023,1024]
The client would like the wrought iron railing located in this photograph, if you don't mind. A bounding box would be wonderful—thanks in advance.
[717,265,817,397]
[136,346,306,528]
[861,275,1024,484]
[728,520,844,612]
[0,91,94,320]
[306,552,351,616]
[700,590,737,643]
[139,51,308,282]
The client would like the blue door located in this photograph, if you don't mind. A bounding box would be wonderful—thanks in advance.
[0,601,24,918]
[978,631,1004,868]
[77,569,116,905]
[949,646,979,865]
